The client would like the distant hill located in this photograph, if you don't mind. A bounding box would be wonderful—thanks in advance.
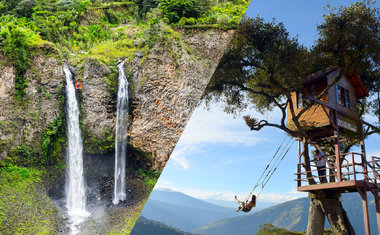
[139,189,240,232]
[195,193,379,235]
[203,198,277,210]
[131,216,195,235]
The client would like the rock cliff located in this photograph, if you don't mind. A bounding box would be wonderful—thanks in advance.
[72,28,234,170]
[0,48,64,161]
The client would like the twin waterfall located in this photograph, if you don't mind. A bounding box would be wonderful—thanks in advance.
[64,65,89,234]
[63,61,128,233]
[113,61,129,204]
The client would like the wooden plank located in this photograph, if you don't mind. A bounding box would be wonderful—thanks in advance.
[297,180,366,192]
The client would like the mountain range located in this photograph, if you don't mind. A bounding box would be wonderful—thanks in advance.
[139,189,240,231]
[196,193,378,235]
[138,189,379,234]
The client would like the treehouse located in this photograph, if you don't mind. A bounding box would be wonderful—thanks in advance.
[288,68,380,235]
[287,67,368,138]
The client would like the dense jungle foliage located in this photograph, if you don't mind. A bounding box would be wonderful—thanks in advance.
[0,0,247,99]
[0,0,247,59]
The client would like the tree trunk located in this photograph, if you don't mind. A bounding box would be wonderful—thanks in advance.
[307,195,325,235]
[303,139,316,185]
[308,191,355,235]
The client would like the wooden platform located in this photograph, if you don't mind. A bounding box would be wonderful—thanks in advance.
[297,180,380,193]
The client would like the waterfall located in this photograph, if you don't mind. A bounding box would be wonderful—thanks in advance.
[64,65,89,234]
[113,61,129,204]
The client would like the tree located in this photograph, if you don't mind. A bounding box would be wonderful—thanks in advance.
[204,2,379,235]
[257,223,303,235]
[313,1,380,124]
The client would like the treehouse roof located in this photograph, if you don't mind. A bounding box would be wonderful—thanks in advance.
[304,68,369,99]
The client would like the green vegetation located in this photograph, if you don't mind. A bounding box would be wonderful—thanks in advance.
[7,144,38,167]
[138,168,160,189]
[83,128,115,154]
[40,117,66,170]
[0,0,247,68]
[132,216,196,235]
[6,118,65,167]
[0,165,59,234]
[160,0,211,23]
[256,223,337,235]
[0,17,44,99]
[257,224,304,235]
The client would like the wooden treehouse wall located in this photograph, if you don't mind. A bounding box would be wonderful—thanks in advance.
[287,72,358,131]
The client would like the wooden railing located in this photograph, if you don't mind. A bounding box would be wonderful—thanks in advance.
[367,156,380,185]
[295,152,375,187]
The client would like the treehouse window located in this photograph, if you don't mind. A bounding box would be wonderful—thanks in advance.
[336,85,350,109]
[297,91,303,109]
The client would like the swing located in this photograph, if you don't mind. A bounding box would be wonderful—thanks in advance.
[235,135,294,213]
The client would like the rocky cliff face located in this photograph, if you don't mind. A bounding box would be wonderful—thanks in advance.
[128,29,234,169]
[73,28,234,170]
[0,27,233,171]
[0,49,63,161]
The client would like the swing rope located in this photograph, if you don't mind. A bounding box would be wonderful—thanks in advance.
[257,140,294,198]
[244,135,292,202]
[243,99,320,202]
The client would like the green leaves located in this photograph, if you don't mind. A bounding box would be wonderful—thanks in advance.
[41,118,65,163]
[159,0,210,23]
[315,2,379,74]
[205,17,310,115]
[0,19,44,99]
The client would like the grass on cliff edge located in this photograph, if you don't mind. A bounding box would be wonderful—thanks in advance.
[0,165,60,234]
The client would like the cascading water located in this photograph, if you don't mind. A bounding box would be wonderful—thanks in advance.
[64,65,89,234]
[113,61,129,204]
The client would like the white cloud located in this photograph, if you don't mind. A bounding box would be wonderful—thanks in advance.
[168,102,286,170]
[169,145,201,170]
[153,185,302,204]
[258,193,301,203]
[368,151,380,158]
[179,104,265,147]
[215,157,260,167]
[154,180,174,190]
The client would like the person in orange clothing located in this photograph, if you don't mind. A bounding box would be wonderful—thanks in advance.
[75,79,83,89]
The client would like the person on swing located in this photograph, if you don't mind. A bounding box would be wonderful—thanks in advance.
[235,194,256,212]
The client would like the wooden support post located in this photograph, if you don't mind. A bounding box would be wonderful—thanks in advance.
[359,190,371,235]
[375,196,380,234]
[298,139,302,187]
[298,139,302,164]
[334,110,341,182]
[361,132,368,183]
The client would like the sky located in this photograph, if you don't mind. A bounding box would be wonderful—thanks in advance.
[153,0,380,208]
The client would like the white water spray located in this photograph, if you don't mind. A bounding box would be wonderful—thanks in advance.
[113,61,129,204]
[64,65,89,234]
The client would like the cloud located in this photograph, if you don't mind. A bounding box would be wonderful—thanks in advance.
[258,192,301,203]
[215,157,259,167]
[368,151,380,158]
[169,145,201,170]
[153,185,302,204]
[178,104,265,147]
[168,101,286,170]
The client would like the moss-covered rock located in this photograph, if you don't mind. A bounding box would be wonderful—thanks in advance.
[0,165,61,234]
